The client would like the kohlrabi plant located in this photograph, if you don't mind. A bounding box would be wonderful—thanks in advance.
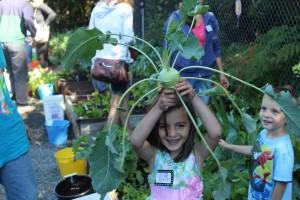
[61,0,300,199]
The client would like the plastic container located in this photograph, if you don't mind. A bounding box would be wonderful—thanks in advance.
[32,47,37,61]
[45,120,69,145]
[54,174,94,200]
[55,147,87,178]
[37,83,54,100]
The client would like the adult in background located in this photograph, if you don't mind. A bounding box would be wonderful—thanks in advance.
[0,45,38,199]
[163,0,229,104]
[0,0,36,113]
[89,0,135,128]
[32,0,57,68]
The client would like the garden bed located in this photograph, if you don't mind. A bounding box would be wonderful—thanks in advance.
[65,95,144,138]
[55,79,94,97]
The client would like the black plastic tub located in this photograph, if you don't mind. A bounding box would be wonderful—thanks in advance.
[54,174,94,200]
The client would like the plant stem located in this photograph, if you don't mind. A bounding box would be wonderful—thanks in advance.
[184,77,243,114]
[108,33,163,71]
[183,77,251,132]
[108,78,159,132]
[112,42,159,74]
[179,66,264,93]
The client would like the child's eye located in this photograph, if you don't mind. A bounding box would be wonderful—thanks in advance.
[260,106,266,111]
[159,124,167,129]
[271,109,281,114]
[176,123,185,129]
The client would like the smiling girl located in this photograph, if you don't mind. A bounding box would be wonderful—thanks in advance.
[129,78,221,200]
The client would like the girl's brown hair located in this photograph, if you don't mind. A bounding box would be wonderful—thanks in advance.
[147,93,197,162]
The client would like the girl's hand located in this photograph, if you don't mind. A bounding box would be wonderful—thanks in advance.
[176,78,196,101]
[157,89,176,111]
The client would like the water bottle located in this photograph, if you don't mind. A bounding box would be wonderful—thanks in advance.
[32,47,37,61]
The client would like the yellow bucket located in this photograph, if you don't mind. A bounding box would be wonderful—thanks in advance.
[55,147,87,178]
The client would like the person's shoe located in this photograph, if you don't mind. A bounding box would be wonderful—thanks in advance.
[17,104,36,115]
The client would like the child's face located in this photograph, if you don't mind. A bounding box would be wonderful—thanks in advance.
[259,95,286,134]
[158,107,191,159]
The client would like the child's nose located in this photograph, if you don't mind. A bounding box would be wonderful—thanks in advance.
[262,110,271,118]
[168,127,177,137]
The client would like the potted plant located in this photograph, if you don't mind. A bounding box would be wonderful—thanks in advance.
[28,63,58,99]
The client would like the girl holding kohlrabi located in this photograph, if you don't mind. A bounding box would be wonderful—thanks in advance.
[129,78,221,199]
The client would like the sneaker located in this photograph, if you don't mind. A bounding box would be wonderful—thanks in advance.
[17,104,36,115]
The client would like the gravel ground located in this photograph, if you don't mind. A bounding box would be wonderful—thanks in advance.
[0,98,74,200]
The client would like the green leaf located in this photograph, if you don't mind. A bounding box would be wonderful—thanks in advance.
[241,112,257,133]
[61,27,105,69]
[72,134,93,160]
[264,84,300,136]
[198,85,225,96]
[180,36,204,60]
[193,5,210,15]
[89,129,126,198]
[213,167,231,200]
[180,0,209,18]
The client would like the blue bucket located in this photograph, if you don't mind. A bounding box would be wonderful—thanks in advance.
[45,120,70,145]
[38,83,54,100]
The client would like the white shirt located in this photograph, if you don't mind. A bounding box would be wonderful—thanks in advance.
[89,2,135,64]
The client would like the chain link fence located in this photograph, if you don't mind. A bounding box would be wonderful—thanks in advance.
[206,0,300,94]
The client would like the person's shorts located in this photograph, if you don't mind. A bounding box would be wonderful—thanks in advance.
[92,79,108,92]
[111,82,128,95]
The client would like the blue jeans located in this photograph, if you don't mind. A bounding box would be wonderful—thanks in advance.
[0,151,38,200]
[188,75,212,105]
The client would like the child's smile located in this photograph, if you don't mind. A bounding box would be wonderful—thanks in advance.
[158,107,191,159]
[259,95,286,136]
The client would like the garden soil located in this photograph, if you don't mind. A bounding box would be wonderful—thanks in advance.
[0,98,73,200]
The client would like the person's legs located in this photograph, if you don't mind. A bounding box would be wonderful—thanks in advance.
[36,41,50,67]
[188,75,212,104]
[0,151,38,200]
[2,42,28,105]
[108,82,130,130]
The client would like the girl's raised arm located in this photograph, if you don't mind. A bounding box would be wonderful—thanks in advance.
[176,79,222,163]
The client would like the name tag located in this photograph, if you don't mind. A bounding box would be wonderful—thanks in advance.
[206,25,213,32]
[155,170,174,186]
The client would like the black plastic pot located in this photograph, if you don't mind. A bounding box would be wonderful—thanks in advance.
[54,175,94,200]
